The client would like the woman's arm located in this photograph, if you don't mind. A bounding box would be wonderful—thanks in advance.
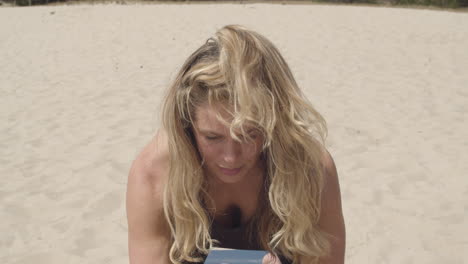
[126,137,173,264]
[314,149,346,264]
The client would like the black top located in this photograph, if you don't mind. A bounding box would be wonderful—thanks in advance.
[182,217,293,264]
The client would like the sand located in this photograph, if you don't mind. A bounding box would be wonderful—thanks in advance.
[1,2,467,264]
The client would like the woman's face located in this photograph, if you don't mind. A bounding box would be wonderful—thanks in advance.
[193,103,264,185]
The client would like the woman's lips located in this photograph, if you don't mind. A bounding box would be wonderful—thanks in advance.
[219,166,242,176]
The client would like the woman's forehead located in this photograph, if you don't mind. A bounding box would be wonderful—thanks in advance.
[194,103,257,132]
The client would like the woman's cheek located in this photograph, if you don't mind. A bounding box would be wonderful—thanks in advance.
[201,143,221,159]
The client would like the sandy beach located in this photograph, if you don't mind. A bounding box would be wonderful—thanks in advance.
[1,2,467,263]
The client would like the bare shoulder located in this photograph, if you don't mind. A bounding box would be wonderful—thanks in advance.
[126,126,171,217]
[318,146,342,207]
[320,146,338,182]
[134,128,170,182]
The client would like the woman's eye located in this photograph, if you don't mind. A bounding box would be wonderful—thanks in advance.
[245,134,257,140]
[205,136,220,140]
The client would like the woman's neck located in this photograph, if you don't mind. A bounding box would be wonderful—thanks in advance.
[204,159,266,215]
[210,159,265,196]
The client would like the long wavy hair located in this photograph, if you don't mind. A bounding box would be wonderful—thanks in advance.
[161,24,332,264]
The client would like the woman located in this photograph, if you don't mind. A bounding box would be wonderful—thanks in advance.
[126,24,346,264]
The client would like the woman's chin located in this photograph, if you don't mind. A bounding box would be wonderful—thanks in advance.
[211,167,245,184]
[214,172,244,184]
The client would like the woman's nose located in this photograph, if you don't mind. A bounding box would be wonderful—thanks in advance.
[222,139,242,164]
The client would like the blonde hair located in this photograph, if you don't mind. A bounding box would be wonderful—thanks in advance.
[161,24,332,264]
